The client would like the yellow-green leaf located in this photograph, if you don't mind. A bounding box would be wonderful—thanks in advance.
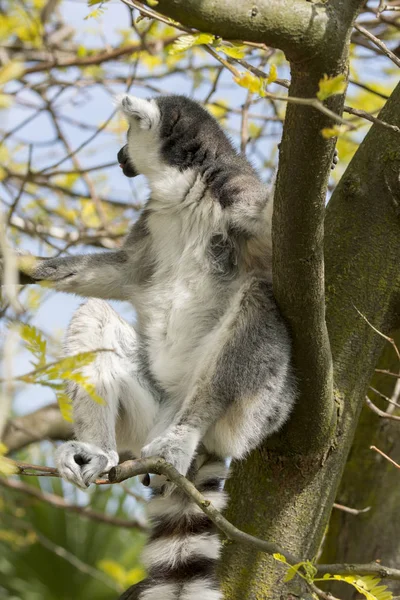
[20,324,47,369]
[169,33,215,55]
[316,574,393,600]
[218,45,246,59]
[317,73,346,101]
[233,72,265,96]
[0,62,24,86]
[98,560,146,588]
[146,0,159,6]
[0,445,17,476]
[56,392,74,422]
[0,94,12,108]
[321,124,348,139]
[267,64,278,84]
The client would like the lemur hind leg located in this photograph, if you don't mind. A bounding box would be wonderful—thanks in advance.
[142,280,296,475]
[56,299,159,489]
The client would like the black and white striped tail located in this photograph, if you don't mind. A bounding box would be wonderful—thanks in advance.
[120,455,229,600]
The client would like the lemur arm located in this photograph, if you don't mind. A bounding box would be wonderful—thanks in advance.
[0,214,151,301]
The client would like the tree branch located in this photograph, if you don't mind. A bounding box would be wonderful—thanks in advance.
[151,0,329,60]
[0,477,146,529]
[6,456,400,582]
[2,404,73,453]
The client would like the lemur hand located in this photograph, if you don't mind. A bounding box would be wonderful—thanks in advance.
[56,441,119,489]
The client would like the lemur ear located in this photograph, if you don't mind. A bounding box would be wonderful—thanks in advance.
[116,95,160,130]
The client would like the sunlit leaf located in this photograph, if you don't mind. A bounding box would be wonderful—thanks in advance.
[0,61,24,85]
[233,72,265,95]
[218,45,246,59]
[169,33,215,55]
[317,73,346,101]
[20,323,47,369]
[56,392,74,422]
[321,124,348,139]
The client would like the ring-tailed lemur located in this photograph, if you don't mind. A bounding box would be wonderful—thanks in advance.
[6,95,297,600]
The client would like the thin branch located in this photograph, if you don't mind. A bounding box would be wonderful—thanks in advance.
[0,477,146,529]
[369,385,400,408]
[365,395,400,420]
[354,306,400,363]
[2,403,72,452]
[375,369,400,378]
[309,582,342,600]
[5,456,400,581]
[354,23,400,67]
[344,105,400,134]
[370,445,400,468]
[21,35,177,76]
[333,502,371,515]
[109,456,301,565]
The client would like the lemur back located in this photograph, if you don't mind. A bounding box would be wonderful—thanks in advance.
[17,94,296,600]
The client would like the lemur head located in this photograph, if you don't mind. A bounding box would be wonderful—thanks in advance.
[116,94,235,183]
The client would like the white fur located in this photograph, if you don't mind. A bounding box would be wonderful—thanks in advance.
[181,581,223,600]
[142,533,220,569]
[147,490,228,521]
[140,584,178,600]
[53,95,294,600]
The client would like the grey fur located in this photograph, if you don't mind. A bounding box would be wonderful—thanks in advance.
[2,95,296,600]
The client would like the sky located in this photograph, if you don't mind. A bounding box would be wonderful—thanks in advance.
[3,0,399,418]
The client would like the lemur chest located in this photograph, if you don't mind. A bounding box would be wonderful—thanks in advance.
[140,267,225,394]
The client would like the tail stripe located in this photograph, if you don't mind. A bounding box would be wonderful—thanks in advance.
[149,513,216,541]
[120,456,228,599]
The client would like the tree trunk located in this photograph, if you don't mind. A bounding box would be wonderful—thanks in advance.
[220,82,400,600]
[321,331,400,598]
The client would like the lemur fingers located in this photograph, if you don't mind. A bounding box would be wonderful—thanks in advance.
[55,441,118,489]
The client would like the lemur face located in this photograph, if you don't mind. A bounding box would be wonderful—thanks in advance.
[116,94,233,182]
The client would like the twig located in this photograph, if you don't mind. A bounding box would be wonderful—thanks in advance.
[365,396,400,420]
[354,306,400,363]
[309,582,342,600]
[0,477,146,529]
[369,385,400,408]
[21,35,177,76]
[354,23,400,68]
[371,445,400,469]
[109,456,301,565]
[375,369,400,378]
[344,105,400,134]
[5,456,400,581]
[333,502,371,515]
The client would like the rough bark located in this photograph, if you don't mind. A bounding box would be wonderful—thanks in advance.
[219,82,400,599]
[154,0,361,62]
[322,332,400,598]
[3,403,73,453]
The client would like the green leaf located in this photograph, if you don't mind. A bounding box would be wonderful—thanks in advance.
[0,61,24,86]
[169,33,215,55]
[317,73,346,101]
[20,324,47,369]
[56,392,74,422]
[233,72,265,95]
[218,45,246,59]
[321,124,348,139]
[316,574,393,600]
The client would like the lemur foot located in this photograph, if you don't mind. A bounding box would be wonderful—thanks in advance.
[141,427,199,495]
[55,441,118,489]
